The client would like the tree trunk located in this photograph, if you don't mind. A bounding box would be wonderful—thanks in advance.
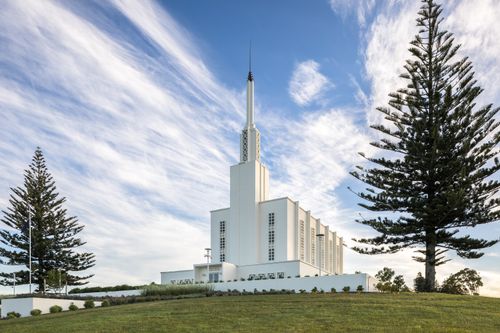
[425,232,437,291]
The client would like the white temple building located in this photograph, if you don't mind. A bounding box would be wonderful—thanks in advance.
[161,70,376,291]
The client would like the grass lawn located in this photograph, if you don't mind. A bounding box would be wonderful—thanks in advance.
[0,293,499,332]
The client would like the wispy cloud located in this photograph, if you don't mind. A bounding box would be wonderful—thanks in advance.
[329,0,376,27]
[288,60,332,107]
[0,0,243,288]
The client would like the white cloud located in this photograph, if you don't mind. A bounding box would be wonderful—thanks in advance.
[0,0,243,291]
[329,0,376,27]
[289,60,332,106]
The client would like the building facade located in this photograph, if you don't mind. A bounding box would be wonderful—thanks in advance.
[161,70,347,286]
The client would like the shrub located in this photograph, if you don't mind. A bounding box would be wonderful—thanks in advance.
[342,286,350,293]
[440,268,483,295]
[69,304,78,311]
[84,300,95,309]
[101,300,110,307]
[295,275,300,278]
[299,289,306,294]
[69,284,142,294]
[141,284,213,297]
[7,311,21,319]
[30,309,42,316]
[375,267,410,293]
[330,287,337,293]
[49,305,63,313]
[311,286,318,293]
[356,285,364,293]
[414,272,426,292]
[319,289,325,294]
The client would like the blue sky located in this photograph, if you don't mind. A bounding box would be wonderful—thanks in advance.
[0,0,499,296]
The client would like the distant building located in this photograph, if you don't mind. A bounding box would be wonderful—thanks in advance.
[161,69,375,291]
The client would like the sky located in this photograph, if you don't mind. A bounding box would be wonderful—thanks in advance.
[0,0,499,296]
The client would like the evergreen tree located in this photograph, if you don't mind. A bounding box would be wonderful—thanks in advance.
[0,148,95,291]
[350,0,500,291]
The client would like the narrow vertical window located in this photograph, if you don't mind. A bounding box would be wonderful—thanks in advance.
[220,221,226,262]
[330,240,334,272]
[299,220,305,261]
[268,213,275,261]
[311,227,316,265]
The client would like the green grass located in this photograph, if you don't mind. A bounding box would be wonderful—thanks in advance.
[1,293,499,332]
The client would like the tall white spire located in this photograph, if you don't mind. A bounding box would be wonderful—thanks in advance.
[240,60,260,163]
[246,71,255,128]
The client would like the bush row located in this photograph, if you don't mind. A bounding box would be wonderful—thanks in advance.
[69,284,142,294]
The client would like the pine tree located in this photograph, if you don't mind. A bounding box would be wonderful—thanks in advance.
[0,148,95,291]
[350,0,500,291]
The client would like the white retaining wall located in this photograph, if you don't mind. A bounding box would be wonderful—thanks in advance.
[1,297,102,318]
[211,273,377,292]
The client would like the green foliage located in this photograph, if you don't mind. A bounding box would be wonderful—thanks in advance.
[311,287,318,293]
[350,0,500,292]
[101,300,110,307]
[68,304,78,311]
[6,311,20,319]
[440,268,483,295]
[30,309,41,316]
[330,288,337,293]
[84,300,95,309]
[0,148,95,290]
[356,285,364,293]
[141,284,213,297]
[46,269,67,293]
[414,272,426,292]
[342,286,350,293]
[49,305,62,313]
[375,267,409,293]
[69,284,141,294]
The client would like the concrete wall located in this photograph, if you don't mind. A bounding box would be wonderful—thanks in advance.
[1,297,102,318]
[161,269,194,284]
[211,273,376,293]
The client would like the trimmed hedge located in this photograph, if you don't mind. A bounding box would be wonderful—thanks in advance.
[84,300,95,309]
[69,304,78,311]
[30,309,42,316]
[49,305,62,313]
[141,284,213,297]
[69,284,142,294]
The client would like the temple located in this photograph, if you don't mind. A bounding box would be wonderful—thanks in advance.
[161,69,351,285]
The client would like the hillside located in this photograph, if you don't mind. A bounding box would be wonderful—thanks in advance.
[0,293,499,332]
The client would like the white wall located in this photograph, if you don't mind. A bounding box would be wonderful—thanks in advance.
[1,297,102,318]
[211,273,377,293]
[161,269,194,284]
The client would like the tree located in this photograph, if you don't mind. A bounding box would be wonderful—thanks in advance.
[350,0,500,291]
[440,268,482,295]
[0,148,95,291]
[46,269,67,294]
[414,272,426,292]
[374,267,409,293]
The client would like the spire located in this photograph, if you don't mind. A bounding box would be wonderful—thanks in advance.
[248,41,253,81]
[246,42,254,128]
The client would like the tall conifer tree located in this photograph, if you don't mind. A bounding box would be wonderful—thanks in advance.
[0,148,95,291]
[351,0,500,291]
